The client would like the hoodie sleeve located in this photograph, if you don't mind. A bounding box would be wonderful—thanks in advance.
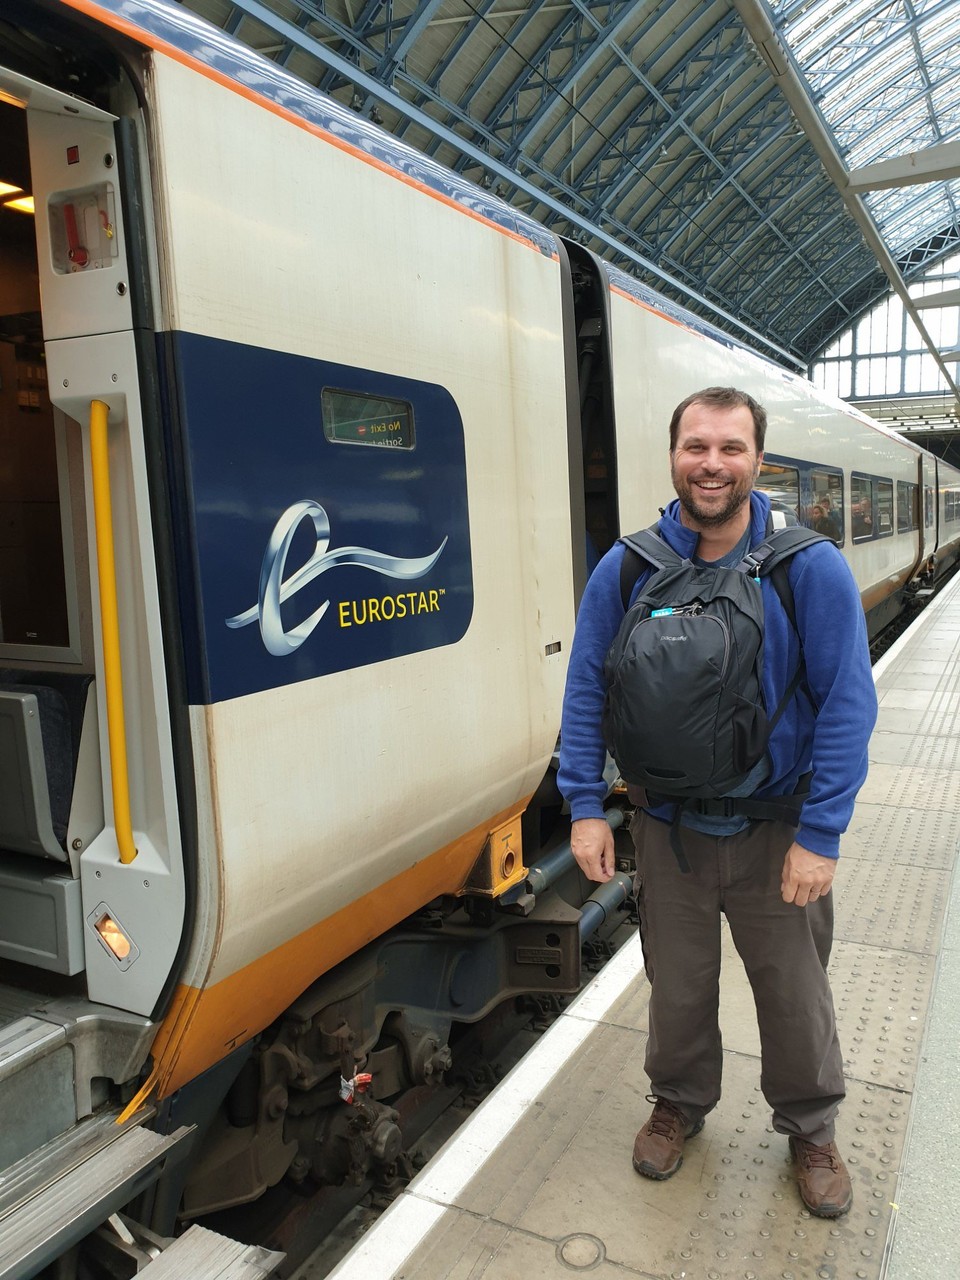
[558,544,630,821]
[790,543,877,857]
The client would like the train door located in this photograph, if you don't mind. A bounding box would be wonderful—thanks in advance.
[0,52,191,1264]
[556,237,619,604]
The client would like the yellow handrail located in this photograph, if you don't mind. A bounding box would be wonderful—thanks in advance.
[90,400,138,865]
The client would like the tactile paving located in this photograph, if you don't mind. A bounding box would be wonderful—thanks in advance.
[397,1042,910,1280]
[830,940,933,1092]
[831,857,949,952]
[842,801,960,871]
[854,760,960,814]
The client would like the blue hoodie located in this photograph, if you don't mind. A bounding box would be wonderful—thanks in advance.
[558,490,877,858]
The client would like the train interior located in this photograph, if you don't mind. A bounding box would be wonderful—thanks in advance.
[0,94,169,1265]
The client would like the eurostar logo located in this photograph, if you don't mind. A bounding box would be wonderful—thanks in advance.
[226,499,447,656]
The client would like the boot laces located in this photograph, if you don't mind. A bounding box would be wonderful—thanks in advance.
[798,1141,840,1171]
[645,1095,688,1138]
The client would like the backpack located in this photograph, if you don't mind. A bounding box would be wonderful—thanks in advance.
[601,521,830,845]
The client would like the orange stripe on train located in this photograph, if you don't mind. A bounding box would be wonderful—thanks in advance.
[149,797,530,1097]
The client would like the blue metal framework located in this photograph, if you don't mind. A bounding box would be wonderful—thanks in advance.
[178,0,960,370]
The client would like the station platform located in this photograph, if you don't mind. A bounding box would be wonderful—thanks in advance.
[324,569,960,1280]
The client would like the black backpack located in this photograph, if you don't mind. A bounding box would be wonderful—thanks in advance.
[602,522,830,859]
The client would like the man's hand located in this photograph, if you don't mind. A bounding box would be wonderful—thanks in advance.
[781,842,837,906]
[571,817,616,883]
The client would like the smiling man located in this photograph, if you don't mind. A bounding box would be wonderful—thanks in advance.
[558,386,876,1218]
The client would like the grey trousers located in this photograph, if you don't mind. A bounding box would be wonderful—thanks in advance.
[631,810,845,1146]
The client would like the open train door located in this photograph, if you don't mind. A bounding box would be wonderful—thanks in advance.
[555,236,620,605]
[0,58,193,1275]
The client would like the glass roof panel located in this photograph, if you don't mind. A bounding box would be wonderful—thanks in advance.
[773,0,960,275]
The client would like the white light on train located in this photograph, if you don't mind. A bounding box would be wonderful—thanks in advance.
[0,182,22,198]
[4,195,34,215]
[94,912,132,960]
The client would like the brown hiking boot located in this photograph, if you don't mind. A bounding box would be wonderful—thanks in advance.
[789,1137,853,1217]
[632,1096,704,1180]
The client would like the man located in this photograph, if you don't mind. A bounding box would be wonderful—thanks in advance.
[559,386,876,1218]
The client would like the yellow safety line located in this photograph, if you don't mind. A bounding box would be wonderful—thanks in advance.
[90,400,138,865]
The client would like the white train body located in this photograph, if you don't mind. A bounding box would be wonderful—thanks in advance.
[1,0,958,1266]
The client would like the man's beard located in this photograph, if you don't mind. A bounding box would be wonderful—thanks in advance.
[671,464,756,529]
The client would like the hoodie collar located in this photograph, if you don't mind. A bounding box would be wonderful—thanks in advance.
[656,489,771,557]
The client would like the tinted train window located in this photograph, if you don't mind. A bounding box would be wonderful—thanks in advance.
[876,480,893,535]
[946,489,960,523]
[321,389,415,449]
[925,486,935,528]
[851,475,872,539]
[809,469,843,543]
[756,463,800,523]
[852,472,893,539]
[897,481,919,532]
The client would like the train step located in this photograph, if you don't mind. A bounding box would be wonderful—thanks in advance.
[0,982,156,1172]
[0,1108,193,1280]
[138,1225,284,1277]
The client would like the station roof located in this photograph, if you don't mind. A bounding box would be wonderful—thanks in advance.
[181,0,960,377]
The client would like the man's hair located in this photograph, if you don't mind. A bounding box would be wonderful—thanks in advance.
[669,386,767,454]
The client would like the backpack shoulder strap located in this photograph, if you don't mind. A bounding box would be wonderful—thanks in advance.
[617,526,680,611]
[739,526,832,582]
[746,524,831,716]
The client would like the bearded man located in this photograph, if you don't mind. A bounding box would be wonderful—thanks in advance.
[558,386,876,1217]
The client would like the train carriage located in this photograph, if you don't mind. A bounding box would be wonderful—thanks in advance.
[0,0,958,1273]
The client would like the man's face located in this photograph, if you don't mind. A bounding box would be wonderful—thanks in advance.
[669,403,762,530]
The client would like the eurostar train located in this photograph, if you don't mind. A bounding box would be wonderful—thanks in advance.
[1,0,958,1272]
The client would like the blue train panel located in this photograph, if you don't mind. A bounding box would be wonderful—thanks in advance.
[163,332,473,704]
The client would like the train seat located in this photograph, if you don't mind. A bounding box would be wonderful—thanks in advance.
[0,684,73,860]
[0,671,96,974]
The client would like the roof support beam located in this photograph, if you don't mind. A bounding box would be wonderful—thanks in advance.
[848,140,960,193]
[914,288,960,310]
[374,0,446,78]
[733,0,960,397]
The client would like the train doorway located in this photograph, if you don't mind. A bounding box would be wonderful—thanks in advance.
[560,237,620,582]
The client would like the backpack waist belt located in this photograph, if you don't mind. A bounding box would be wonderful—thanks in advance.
[644,773,812,873]
[684,792,806,824]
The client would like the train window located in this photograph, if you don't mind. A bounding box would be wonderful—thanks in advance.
[321,388,415,449]
[852,472,894,540]
[925,486,935,528]
[876,480,894,535]
[809,469,843,543]
[756,462,799,522]
[946,488,960,524]
[851,474,874,540]
[897,482,919,533]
